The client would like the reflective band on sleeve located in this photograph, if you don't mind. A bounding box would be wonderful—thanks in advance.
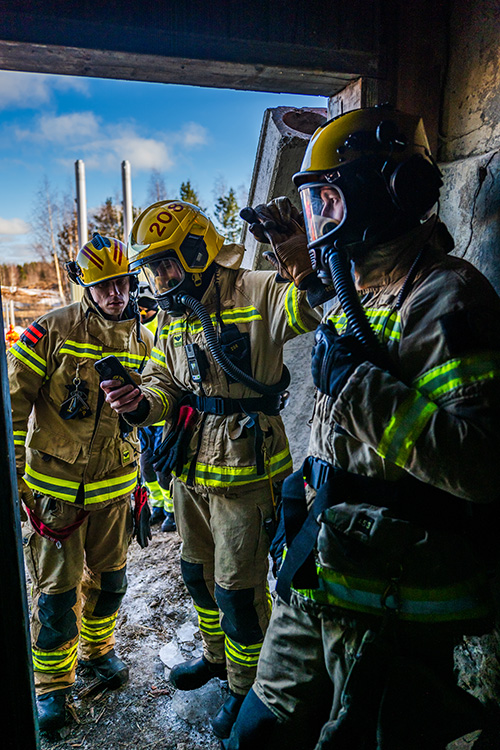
[377,392,438,468]
[327,308,401,343]
[144,387,169,419]
[10,340,47,378]
[378,352,500,469]
[285,285,309,335]
[151,347,167,368]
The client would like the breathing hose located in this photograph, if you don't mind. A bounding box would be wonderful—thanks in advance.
[326,249,392,371]
[175,292,291,397]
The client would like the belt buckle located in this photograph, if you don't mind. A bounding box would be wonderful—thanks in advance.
[212,397,225,415]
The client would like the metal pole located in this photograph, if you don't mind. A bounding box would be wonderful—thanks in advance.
[73,160,87,302]
[0,289,40,749]
[122,160,133,242]
[75,159,88,249]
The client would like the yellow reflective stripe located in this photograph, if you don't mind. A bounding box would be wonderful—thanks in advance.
[159,308,263,340]
[294,566,491,623]
[80,613,118,642]
[32,642,78,673]
[327,308,401,342]
[377,392,438,468]
[151,347,167,368]
[10,340,47,377]
[378,353,500,468]
[25,465,80,502]
[177,447,292,488]
[194,605,223,635]
[13,430,27,446]
[84,470,138,504]
[59,340,144,368]
[285,285,308,335]
[414,354,500,400]
[145,387,169,419]
[225,636,262,667]
[25,465,137,504]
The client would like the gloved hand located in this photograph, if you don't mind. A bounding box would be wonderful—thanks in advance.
[311,325,368,399]
[17,475,35,521]
[240,197,315,289]
[133,485,152,548]
[152,405,198,477]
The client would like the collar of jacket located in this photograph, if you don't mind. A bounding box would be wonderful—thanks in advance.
[353,215,446,291]
[81,292,138,350]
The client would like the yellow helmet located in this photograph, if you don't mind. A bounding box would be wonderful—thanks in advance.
[293,106,442,254]
[68,233,137,287]
[128,200,224,275]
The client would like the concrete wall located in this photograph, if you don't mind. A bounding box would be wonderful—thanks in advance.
[438,0,500,717]
[439,0,500,293]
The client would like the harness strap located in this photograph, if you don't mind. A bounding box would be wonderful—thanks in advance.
[185,392,285,416]
[26,506,90,548]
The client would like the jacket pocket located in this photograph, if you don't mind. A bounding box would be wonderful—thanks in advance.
[28,426,81,464]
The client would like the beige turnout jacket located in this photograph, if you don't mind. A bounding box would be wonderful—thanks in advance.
[134,243,321,494]
[8,294,153,509]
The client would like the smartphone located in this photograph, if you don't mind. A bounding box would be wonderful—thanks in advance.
[94,355,137,388]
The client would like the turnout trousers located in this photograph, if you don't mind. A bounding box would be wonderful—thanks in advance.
[173,477,274,695]
[22,493,133,695]
[226,596,477,750]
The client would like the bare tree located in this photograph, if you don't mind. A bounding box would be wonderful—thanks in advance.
[146,169,168,205]
[31,176,66,304]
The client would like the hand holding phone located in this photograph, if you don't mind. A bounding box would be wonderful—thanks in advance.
[94,355,136,387]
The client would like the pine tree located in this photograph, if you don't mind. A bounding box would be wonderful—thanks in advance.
[179,180,201,207]
[213,186,242,243]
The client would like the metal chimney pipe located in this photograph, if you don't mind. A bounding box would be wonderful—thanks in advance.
[122,160,133,242]
[75,159,88,250]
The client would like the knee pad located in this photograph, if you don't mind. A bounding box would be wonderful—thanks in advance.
[37,589,78,650]
[223,688,278,749]
[181,559,218,609]
[215,585,263,645]
[93,567,128,617]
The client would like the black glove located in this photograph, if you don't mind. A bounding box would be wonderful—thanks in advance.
[152,405,198,476]
[133,485,152,548]
[311,325,368,399]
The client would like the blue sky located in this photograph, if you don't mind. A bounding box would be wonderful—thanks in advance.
[0,70,326,264]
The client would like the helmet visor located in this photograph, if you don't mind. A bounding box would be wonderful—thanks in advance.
[300,183,345,245]
[143,257,186,297]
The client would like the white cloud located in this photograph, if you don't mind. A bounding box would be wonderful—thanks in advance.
[0,71,89,110]
[16,111,100,143]
[178,122,209,148]
[0,217,31,235]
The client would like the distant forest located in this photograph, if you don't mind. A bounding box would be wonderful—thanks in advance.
[0,261,58,290]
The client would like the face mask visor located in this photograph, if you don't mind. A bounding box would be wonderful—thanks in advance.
[143,256,186,298]
[299,182,346,249]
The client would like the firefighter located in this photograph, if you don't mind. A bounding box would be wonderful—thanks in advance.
[137,283,176,531]
[224,107,500,749]
[8,233,153,733]
[100,199,322,739]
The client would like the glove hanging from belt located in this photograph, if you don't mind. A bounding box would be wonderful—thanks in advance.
[133,484,152,548]
[152,405,198,477]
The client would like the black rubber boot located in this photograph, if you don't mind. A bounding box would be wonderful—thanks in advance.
[79,650,129,689]
[170,655,227,690]
[161,512,177,532]
[221,687,279,749]
[36,690,67,733]
[211,691,246,739]
[150,507,166,524]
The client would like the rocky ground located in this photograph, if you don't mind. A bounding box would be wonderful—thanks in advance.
[38,525,224,750]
